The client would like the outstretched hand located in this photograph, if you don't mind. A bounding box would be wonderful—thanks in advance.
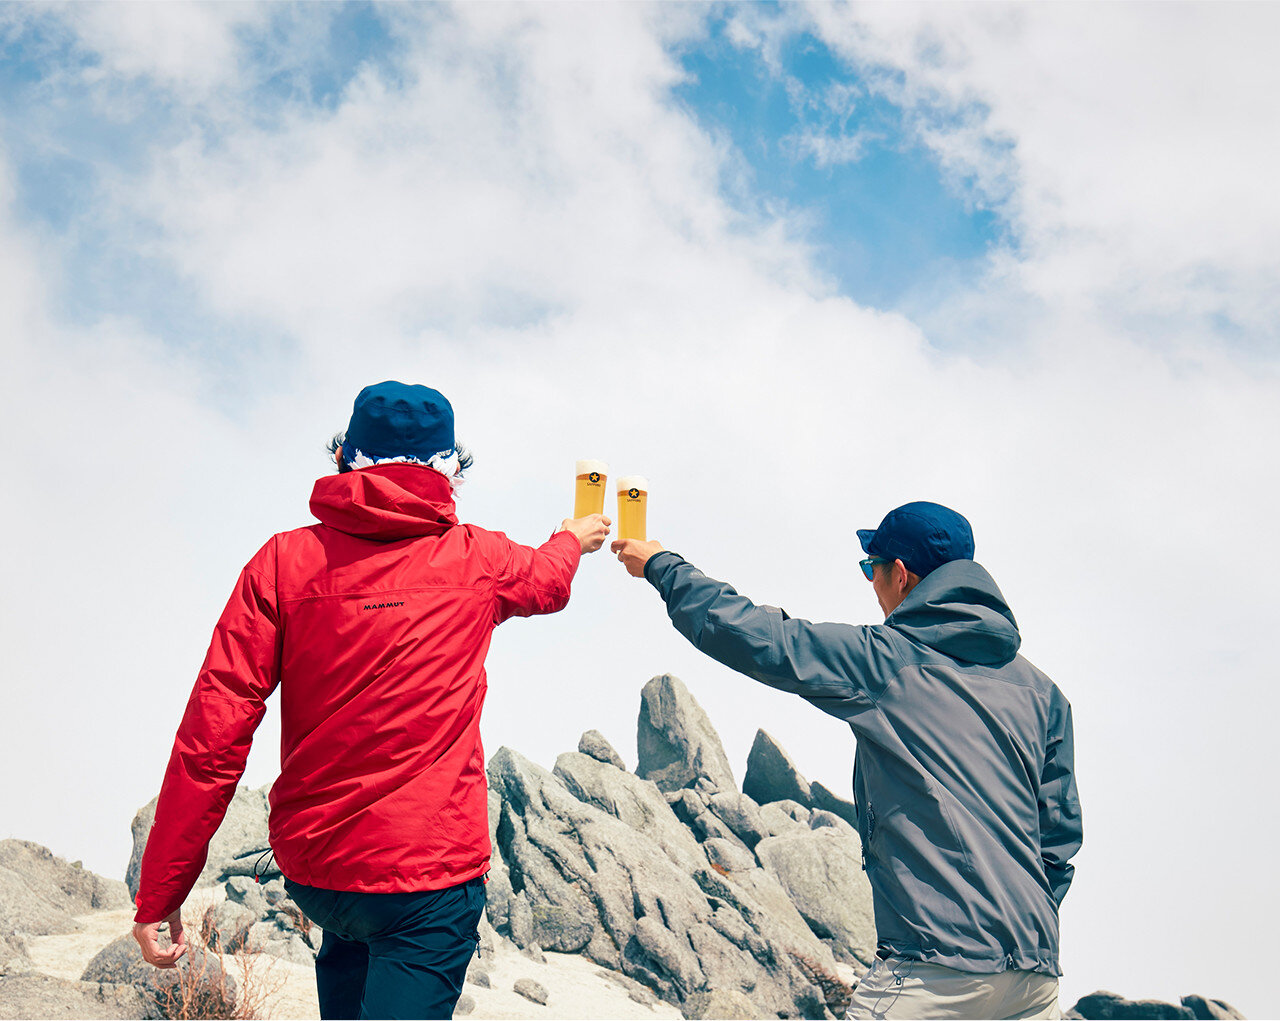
[133,909,187,969]
[561,513,612,554]
[612,538,666,578]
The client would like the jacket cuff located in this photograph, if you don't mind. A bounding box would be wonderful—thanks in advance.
[644,550,684,588]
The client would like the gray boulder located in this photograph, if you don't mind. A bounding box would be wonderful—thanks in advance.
[811,781,859,829]
[531,902,594,953]
[754,828,877,967]
[81,933,237,1020]
[703,838,756,875]
[127,785,273,898]
[489,746,835,1017]
[514,977,549,1004]
[1069,991,1196,1019]
[579,729,627,769]
[0,974,158,1020]
[201,900,256,953]
[636,675,737,793]
[743,730,812,808]
[683,988,759,1019]
[484,788,514,933]
[224,875,268,917]
[704,791,770,849]
[1180,995,1246,1020]
[0,840,131,939]
[758,801,811,838]
[553,751,704,872]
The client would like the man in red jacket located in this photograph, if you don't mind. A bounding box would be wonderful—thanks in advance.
[132,381,609,1019]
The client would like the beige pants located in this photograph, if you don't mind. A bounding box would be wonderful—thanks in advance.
[846,956,1061,1020]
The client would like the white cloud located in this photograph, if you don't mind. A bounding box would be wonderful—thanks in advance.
[805,1,1280,339]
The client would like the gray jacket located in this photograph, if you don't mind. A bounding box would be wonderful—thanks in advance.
[645,553,1082,976]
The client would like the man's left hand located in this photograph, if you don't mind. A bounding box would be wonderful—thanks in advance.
[612,538,666,578]
[133,909,187,969]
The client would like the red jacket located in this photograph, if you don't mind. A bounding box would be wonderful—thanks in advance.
[135,463,580,922]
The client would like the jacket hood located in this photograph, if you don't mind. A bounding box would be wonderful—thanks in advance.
[886,559,1020,665]
[310,462,459,541]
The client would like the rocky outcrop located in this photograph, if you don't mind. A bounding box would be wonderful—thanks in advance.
[1179,994,1246,1019]
[489,745,841,1018]
[1068,990,1246,1020]
[0,840,131,940]
[0,974,157,1020]
[127,785,274,898]
[636,674,737,793]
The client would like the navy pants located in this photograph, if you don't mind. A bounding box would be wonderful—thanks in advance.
[283,877,485,1020]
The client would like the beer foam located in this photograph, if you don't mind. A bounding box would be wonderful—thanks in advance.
[576,459,609,475]
[617,474,648,492]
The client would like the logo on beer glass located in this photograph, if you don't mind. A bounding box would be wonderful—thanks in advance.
[628,488,639,499]
[590,472,601,484]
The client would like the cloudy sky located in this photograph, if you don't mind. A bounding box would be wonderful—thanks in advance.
[2,2,1277,1015]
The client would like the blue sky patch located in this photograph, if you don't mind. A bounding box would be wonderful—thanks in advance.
[671,11,1006,313]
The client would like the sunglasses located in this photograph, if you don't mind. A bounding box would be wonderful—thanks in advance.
[859,556,891,581]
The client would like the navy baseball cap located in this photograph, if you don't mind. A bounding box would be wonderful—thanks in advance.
[857,502,975,578]
[345,381,455,463]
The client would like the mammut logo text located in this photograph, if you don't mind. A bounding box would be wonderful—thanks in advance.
[362,601,405,611]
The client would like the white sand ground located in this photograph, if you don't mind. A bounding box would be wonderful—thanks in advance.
[24,886,684,1020]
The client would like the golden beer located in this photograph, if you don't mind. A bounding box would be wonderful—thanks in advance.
[574,459,609,517]
[616,474,648,541]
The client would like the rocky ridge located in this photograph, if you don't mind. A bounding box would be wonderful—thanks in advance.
[0,671,1250,1020]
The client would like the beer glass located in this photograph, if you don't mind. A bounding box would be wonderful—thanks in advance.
[574,460,609,518]
[616,475,648,541]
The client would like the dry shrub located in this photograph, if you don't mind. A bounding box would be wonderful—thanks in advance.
[789,950,854,1018]
[149,916,286,1020]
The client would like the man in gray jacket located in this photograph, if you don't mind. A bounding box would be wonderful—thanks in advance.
[613,502,1082,1020]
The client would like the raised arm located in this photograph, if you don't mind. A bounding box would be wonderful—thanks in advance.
[616,543,879,714]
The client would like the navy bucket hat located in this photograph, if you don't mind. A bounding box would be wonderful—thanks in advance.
[344,381,455,464]
[857,502,975,579]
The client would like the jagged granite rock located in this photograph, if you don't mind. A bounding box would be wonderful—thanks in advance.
[127,785,273,898]
[579,729,627,770]
[744,730,812,808]
[1070,990,1196,1019]
[704,838,756,875]
[683,987,759,1019]
[81,933,237,1020]
[554,751,704,872]
[531,902,594,953]
[1180,994,1245,1019]
[636,675,737,793]
[811,781,859,828]
[0,974,159,1020]
[489,746,835,1018]
[704,791,771,849]
[0,840,131,939]
[759,800,812,838]
[755,827,876,967]
[485,788,514,933]
[455,991,477,1015]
